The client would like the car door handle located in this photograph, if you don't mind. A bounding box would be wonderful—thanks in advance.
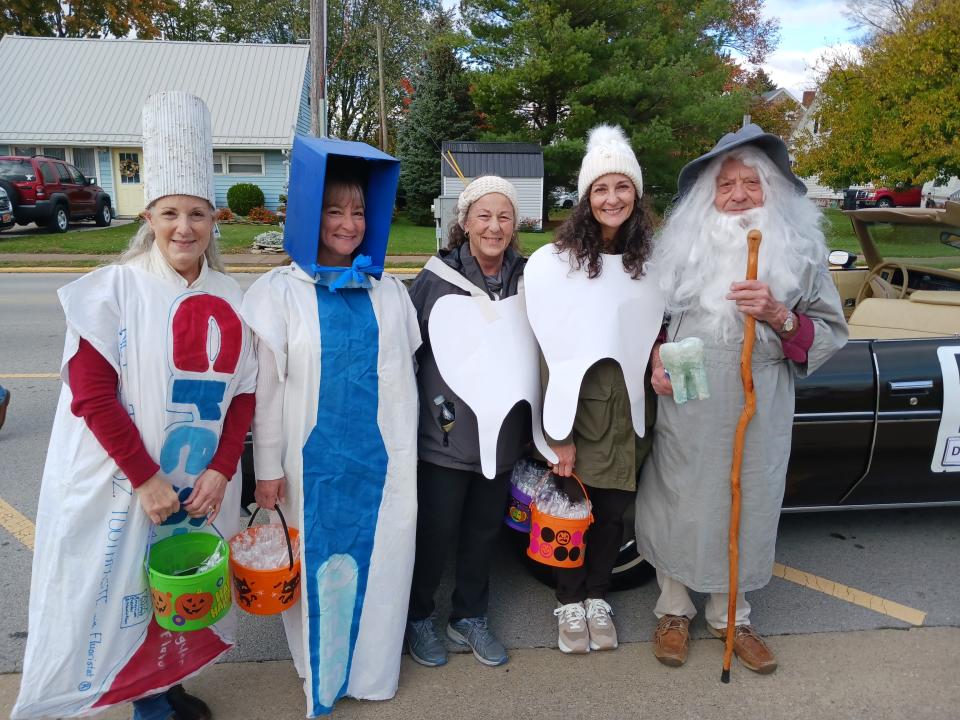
[888,380,933,395]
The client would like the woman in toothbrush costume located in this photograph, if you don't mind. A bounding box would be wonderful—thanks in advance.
[241,138,420,717]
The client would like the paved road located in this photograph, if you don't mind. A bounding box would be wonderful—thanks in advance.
[1,274,959,717]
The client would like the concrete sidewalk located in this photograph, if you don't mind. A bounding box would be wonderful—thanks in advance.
[2,628,958,720]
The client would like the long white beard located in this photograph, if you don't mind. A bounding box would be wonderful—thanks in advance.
[663,207,802,344]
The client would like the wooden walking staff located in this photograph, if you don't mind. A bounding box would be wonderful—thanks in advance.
[721,228,762,684]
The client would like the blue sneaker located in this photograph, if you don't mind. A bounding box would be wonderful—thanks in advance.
[406,617,448,667]
[447,616,508,667]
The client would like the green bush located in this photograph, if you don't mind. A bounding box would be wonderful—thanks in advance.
[227,183,266,216]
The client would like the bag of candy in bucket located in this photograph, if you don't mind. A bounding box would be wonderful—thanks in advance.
[527,471,593,569]
[228,505,302,615]
[505,458,549,532]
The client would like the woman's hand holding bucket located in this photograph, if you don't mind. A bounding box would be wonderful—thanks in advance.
[548,442,576,477]
[255,477,286,510]
[183,469,229,525]
[135,474,181,524]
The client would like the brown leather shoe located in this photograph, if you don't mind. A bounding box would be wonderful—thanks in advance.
[653,614,690,667]
[709,623,778,674]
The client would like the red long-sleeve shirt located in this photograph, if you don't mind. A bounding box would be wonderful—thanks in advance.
[68,338,254,488]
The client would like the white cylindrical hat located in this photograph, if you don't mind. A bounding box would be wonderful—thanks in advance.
[577,124,644,199]
[142,92,216,208]
[456,175,520,228]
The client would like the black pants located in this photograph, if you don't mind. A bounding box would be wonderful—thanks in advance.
[408,460,510,622]
[555,485,634,604]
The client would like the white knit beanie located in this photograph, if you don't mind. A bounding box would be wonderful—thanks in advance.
[577,125,644,199]
[142,91,216,208]
[456,175,521,229]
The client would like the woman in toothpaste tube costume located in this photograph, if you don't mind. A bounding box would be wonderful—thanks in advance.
[13,92,256,720]
[524,125,663,655]
[241,137,420,717]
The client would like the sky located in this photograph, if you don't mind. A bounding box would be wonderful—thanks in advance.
[756,0,861,99]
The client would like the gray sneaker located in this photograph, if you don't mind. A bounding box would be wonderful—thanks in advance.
[585,598,618,650]
[554,602,589,654]
[446,616,509,667]
[406,617,448,667]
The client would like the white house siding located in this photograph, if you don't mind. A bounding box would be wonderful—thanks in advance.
[442,176,544,229]
[802,175,842,203]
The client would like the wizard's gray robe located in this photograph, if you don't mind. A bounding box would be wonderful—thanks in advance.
[635,263,848,592]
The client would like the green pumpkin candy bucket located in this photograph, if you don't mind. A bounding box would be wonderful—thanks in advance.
[147,532,231,632]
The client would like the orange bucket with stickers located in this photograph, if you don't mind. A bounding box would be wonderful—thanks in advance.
[228,505,301,615]
[527,471,593,569]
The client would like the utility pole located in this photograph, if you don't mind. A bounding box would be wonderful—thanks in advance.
[376,24,388,151]
[310,0,328,137]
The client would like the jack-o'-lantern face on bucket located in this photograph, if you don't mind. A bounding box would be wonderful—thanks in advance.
[152,589,172,617]
[556,530,572,546]
[175,592,214,619]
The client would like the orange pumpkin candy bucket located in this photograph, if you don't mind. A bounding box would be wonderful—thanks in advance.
[527,471,593,569]
[228,505,301,615]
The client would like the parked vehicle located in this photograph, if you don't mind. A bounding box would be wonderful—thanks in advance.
[241,203,960,588]
[855,185,922,208]
[549,187,578,209]
[0,187,14,231]
[0,155,112,233]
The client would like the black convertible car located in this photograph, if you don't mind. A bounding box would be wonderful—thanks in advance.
[241,202,960,587]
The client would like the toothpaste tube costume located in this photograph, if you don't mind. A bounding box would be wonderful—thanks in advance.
[241,137,420,716]
[13,93,256,718]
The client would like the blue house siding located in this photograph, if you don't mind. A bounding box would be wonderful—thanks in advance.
[215,149,288,210]
[97,150,116,205]
[296,64,312,137]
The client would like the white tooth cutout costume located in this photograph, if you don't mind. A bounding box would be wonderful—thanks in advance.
[424,256,555,477]
[523,245,665,441]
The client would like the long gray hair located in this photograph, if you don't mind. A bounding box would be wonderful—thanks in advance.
[118,209,225,273]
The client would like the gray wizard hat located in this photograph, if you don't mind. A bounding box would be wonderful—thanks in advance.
[142,92,216,208]
[677,123,807,198]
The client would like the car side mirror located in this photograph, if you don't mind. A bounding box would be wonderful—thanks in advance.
[940,231,960,250]
[87,177,97,185]
[828,250,857,268]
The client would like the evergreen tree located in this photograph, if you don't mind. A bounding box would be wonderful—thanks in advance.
[462,0,779,203]
[396,11,476,226]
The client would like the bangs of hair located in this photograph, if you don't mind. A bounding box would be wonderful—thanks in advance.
[323,179,365,210]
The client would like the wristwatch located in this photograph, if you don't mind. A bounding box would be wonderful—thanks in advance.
[779,310,796,335]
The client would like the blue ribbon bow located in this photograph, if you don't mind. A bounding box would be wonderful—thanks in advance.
[309,254,383,292]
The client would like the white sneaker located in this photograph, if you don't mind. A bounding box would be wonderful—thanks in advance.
[585,598,618,650]
[554,602,589,654]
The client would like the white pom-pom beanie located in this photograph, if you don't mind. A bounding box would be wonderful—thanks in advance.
[577,124,644,199]
[457,175,520,229]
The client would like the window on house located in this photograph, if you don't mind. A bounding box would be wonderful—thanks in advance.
[119,152,141,184]
[72,148,97,179]
[213,152,265,175]
[43,147,67,160]
[13,146,37,157]
[813,119,820,135]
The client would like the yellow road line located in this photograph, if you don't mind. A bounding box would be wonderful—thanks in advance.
[0,373,59,379]
[773,562,926,626]
[0,498,35,551]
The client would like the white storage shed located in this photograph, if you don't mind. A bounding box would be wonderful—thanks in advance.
[440,141,544,229]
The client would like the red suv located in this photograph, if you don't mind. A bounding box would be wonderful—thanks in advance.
[855,185,922,208]
[0,155,113,233]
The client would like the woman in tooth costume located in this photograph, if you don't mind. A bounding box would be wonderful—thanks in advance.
[525,125,663,655]
[241,138,420,717]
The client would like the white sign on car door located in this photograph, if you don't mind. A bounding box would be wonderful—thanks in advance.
[932,345,960,472]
